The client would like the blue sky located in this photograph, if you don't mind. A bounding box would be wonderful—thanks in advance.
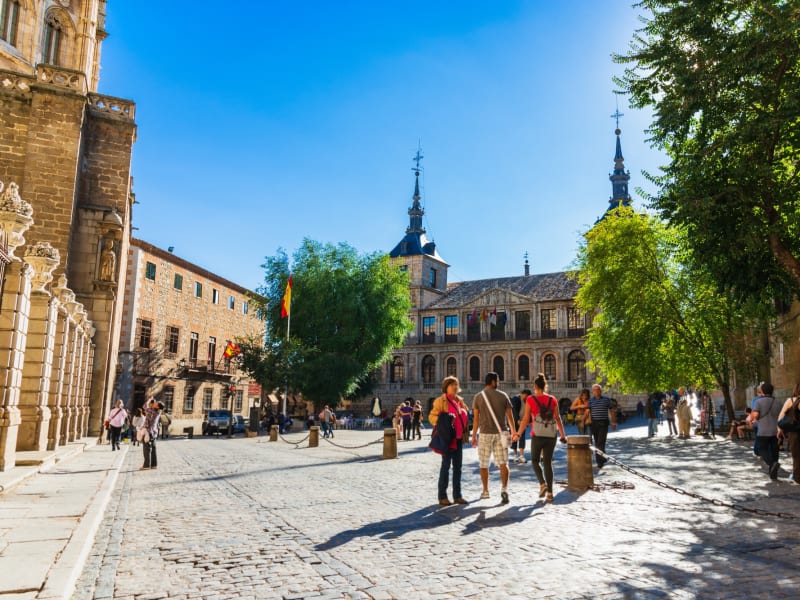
[98,1,664,290]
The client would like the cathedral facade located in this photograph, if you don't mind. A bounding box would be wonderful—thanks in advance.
[0,1,135,469]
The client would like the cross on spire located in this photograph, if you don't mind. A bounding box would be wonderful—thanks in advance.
[412,142,424,172]
[610,105,624,130]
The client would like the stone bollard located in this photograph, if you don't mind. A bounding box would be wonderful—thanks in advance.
[309,425,319,447]
[566,435,594,491]
[270,424,278,442]
[382,428,397,459]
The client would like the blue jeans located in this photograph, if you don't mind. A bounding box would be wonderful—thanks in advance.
[438,441,463,500]
[648,418,658,437]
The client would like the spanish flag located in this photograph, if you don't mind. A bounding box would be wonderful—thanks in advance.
[281,275,292,318]
[223,341,241,359]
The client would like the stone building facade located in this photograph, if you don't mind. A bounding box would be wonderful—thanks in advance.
[117,239,265,433]
[0,1,135,470]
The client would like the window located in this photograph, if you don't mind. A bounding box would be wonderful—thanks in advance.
[212,289,219,304]
[541,309,556,338]
[183,387,195,414]
[467,313,481,342]
[162,386,174,414]
[194,281,203,298]
[166,326,179,356]
[173,273,183,290]
[422,316,435,343]
[256,308,264,320]
[42,13,63,65]
[446,356,457,377]
[189,332,199,367]
[493,356,505,381]
[429,267,437,288]
[568,350,586,381]
[1,0,20,46]
[567,307,585,337]
[136,319,152,349]
[145,261,156,280]
[220,391,229,410]
[543,354,557,381]
[390,357,404,383]
[469,356,481,382]
[518,355,530,381]
[228,295,235,310]
[208,336,216,369]
[422,355,436,384]
[490,311,506,341]
[203,388,213,412]
[235,390,243,412]
[515,311,531,340]
[242,300,249,315]
[399,265,408,272]
[445,315,458,342]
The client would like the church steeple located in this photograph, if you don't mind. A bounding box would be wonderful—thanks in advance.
[608,126,632,211]
[407,167,425,234]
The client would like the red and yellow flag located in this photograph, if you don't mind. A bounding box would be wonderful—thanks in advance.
[280,275,292,318]
[223,341,241,359]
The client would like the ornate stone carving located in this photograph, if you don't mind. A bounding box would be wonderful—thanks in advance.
[24,242,61,293]
[87,93,136,122]
[55,274,76,306]
[36,65,87,94]
[99,238,116,281]
[0,181,34,260]
[0,71,33,99]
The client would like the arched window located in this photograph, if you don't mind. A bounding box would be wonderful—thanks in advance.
[568,350,586,381]
[469,356,480,381]
[422,355,436,384]
[446,356,457,378]
[517,355,530,381]
[492,356,504,381]
[1,0,20,46]
[390,356,404,383]
[543,354,556,381]
[43,12,63,65]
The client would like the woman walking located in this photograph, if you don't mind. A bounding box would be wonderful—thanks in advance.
[412,401,423,440]
[570,389,590,436]
[778,383,800,484]
[512,373,567,503]
[429,376,469,506]
[130,408,145,446]
[105,399,128,451]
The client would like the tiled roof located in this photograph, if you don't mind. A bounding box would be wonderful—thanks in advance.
[425,272,577,309]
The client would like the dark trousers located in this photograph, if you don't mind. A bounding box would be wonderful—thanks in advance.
[143,438,157,468]
[789,432,800,482]
[109,426,122,449]
[530,435,557,492]
[667,417,677,436]
[590,420,610,467]
[438,442,463,500]
[511,427,527,452]
[757,435,779,469]
[412,418,421,439]
[402,419,412,440]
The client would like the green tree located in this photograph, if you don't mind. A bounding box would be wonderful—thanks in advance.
[242,239,412,409]
[615,1,800,301]
[574,207,770,419]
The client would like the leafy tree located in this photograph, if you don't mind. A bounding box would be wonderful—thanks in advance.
[615,1,800,301]
[240,239,412,409]
[574,207,771,419]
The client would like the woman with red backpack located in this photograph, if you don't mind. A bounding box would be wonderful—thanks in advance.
[512,372,567,503]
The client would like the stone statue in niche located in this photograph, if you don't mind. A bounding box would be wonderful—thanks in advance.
[100,239,116,281]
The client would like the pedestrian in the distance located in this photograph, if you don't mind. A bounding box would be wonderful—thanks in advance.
[645,393,658,438]
[105,399,128,451]
[751,382,782,480]
[588,383,617,468]
[510,391,529,463]
[130,408,144,446]
[429,376,469,506]
[140,399,162,470]
[400,399,414,441]
[663,395,677,437]
[777,383,800,484]
[570,389,590,436]
[412,401,423,440]
[676,391,692,438]
[513,373,567,503]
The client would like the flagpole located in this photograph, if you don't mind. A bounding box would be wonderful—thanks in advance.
[283,303,290,417]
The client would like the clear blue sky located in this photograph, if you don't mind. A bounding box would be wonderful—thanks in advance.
[98,1,664,290]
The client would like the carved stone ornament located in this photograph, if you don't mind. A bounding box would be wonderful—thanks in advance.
[0,181,34,259]
[24,242,61,293]
[55,274,77,306]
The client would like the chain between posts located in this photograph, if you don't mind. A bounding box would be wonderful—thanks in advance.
[321,435,385,450]
[277,432,311,447]
[589,445,799,520]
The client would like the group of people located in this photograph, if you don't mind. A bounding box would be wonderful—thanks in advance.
[104,397,165,470]
[393,399,423,440]
[430,372,617,506]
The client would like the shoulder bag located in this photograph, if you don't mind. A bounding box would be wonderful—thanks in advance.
[480,391,510,449]
[778,397,800,433]
[533,395,557,438]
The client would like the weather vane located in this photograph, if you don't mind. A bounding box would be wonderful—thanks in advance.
[412,141,424,173]
[611,101,624,130]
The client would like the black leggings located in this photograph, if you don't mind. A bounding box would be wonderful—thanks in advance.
[530,435,557,492]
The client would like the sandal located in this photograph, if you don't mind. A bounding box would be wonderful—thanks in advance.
[538,483,547,498]
[545,492,554,503]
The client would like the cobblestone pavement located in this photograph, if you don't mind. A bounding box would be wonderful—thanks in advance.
[74,421,800,600]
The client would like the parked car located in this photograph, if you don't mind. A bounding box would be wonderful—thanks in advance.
[203,410,231,436]
[232,415,247,435]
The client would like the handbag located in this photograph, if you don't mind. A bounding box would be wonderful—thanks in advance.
[532,395,557,438]
[429,410,454,455]
[778,397,800,433]
[480,391,510,449]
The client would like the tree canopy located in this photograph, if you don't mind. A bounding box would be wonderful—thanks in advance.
[574,207,770,417]
[615,1,800,301]
[241,239,412,409]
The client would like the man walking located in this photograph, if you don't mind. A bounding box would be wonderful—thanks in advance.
[400,399,414,441]
[645,393,658,438]
[510,391,529,463]
[472,372,515,503]
[752,382,782,480]
[588,384,616,469]
[319,405,335,438]
[140,398,162,471]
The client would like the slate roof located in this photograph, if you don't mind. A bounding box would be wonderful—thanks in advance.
[388,232,446,262]
[425,271,577,309]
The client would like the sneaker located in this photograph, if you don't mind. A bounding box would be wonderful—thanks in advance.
[480,490,490,499]
[501,490,509,504]
[769,462,780,480]
[545,492,554,503]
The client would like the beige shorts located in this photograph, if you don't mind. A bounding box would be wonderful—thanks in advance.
[477,433,508,468]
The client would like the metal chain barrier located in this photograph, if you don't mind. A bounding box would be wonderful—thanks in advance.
[277,432,311,447]
[590,445,798,520]
[554,478,635,492]
[320,434,385,450]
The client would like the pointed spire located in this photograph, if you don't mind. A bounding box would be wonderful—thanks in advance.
[407,145,425,233]
[524,251,530,277]
[607,126,632,214]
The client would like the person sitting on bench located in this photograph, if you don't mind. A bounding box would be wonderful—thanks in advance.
[727,407,754,440]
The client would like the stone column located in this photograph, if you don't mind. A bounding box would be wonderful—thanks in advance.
[47,295,71,451]
[0,181,34,470]
[59,304,79,446]
[79,334,95,437]
[17,242,60,452]
[65,315,86,443]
